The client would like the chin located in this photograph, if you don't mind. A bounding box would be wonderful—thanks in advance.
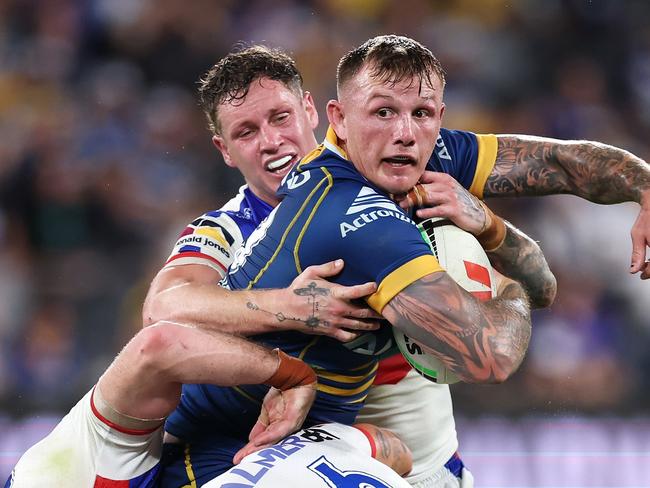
[384,181,418,196]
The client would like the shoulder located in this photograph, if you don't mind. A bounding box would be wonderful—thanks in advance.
[164,208,248,273]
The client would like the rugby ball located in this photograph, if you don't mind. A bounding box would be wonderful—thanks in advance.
[393,217,497,384]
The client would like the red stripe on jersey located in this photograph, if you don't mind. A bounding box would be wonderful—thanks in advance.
[165,251,227,273]
[374,354,411,385]
[90,389,161,436]
[353,425,377,459]
[94,475,129,487]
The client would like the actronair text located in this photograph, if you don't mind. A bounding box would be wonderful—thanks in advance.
[339,209,414,238]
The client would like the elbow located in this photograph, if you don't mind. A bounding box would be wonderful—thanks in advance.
[142,273,187,328]
[529,270,557,309]
[142,293,165,328]
[489,364,518,384]
[462,360,521,385]
[458,364,516,385]
[130,323,179,373]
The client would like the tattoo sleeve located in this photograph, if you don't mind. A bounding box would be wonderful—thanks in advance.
[486,221,557,309]
[372,427,412,476]
[486,136,650,203]
[382,272,531,384]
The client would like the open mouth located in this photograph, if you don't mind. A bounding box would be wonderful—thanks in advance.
[266,155,295,174]
[383,156,416,166]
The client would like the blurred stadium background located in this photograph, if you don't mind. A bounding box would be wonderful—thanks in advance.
[0,0,649,486]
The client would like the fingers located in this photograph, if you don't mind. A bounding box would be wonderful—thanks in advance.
[418,170,449,184]
[331,318,381,333]
[629,242,647,274]
[414,204,453,220]
[233,438,271,465]
[248,417,268,442]
[640,261,650,280]
[331,281,378,301]
[234,415,271,464]
[405,184,425,208]
[398,182,453,209]
[301,259,344,279]
[247,419,293,447]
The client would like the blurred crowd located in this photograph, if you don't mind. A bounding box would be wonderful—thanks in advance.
[0,0,648,416]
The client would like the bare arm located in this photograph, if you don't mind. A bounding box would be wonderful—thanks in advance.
[143,260,380,341]
[382,272,531,384]
[487,135,650,277]
[487,136,650,202]
[485,222,556,308]
[98,322,316,421]
[354,423,413,477]
[397,171,556,308]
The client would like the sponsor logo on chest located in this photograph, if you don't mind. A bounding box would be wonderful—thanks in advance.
[339,187,414,238]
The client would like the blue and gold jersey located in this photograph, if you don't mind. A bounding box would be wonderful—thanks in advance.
[428,128,498,199]
[161,127,498,483]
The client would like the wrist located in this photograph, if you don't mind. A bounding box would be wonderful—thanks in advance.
[640,189,650,208]
[477,201,507,251]
[265,349,317,390]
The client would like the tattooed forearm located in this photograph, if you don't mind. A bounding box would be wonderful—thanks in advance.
[486,221,557,309]
[359,424,412,476]
[382,272,531,384]
[246,281,331,330]
[486,136,650,203]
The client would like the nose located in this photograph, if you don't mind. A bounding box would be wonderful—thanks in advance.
[394,115,415,147]
[259,124,282,153]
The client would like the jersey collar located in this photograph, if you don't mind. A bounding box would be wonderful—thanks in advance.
[323,126,348,160]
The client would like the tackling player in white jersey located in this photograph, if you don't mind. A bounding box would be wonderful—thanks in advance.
[208,423,413,488]
[6,323,317,487]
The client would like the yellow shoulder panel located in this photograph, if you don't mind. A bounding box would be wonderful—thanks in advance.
[367,255,443,313]
[469,134,498,199]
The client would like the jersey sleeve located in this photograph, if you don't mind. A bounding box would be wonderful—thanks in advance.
[165,212,245,275]
[428,128,498,198]
[298,181,443,314]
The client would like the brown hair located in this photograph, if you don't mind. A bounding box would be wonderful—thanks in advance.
[199,45,303,135]
[337,35,445,95]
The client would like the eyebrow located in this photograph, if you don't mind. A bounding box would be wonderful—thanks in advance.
[367,92,435,102]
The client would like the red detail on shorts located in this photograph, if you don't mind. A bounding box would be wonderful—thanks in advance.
[93,475,129,487]
[165,251,227,272]
[353,425,377,459]
[463,261,491,288]
[374,354,411,385]
[90,389,161,436]
[470,290,493,301]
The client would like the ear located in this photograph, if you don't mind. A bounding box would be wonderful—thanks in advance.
[212,135,236,168]
[326,99,347,141]
[439,102,446,122]
[302,91,319,130]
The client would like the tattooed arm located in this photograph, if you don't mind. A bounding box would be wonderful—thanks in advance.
[143,260,381,341]
[487,135,650,278]
[485,222,556,308]
[397,171,557,308]
[354,423,413,476]
[382,271,531,384]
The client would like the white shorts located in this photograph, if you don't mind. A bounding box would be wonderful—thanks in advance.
[409,459,474,488]
[206,423,412,488]
[7,388,163,488]
[358,369,461,486]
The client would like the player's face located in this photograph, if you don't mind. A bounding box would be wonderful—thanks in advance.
[329,65,444,195]
[213,78,319,206]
